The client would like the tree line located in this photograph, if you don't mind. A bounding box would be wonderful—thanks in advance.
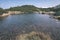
[0,5,60,15]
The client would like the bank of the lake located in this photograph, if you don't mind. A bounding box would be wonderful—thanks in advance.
[0,11,55,18]
[52,11,60,19]
[0,11,24,17]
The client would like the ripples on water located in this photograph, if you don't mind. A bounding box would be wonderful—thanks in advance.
[0,13,60,40]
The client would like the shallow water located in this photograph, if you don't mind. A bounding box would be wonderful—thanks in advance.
[0,13,60,40]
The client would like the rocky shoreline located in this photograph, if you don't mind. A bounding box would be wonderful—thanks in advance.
[0,11,24,17]
[0,11,55,17]
[53,16,60,20]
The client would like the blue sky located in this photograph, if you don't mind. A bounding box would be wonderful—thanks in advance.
[0,0,60,9]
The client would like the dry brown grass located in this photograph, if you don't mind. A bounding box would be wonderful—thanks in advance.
[16,31,52,40]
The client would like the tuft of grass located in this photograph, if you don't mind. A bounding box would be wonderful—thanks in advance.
[16,31,52,40]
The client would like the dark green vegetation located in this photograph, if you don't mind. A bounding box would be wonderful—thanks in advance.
[6,5,39,12]
[0,8,5,15]
[53,5,60,12]
[0,5,60,16]
[54,11,60,16]
[46,5,60,12]
[48,5,60,16]
[6,5,54,12]
[15,5,60,16]
[0,8,7,15]
[5,5,60,16]
[39,8,51,12]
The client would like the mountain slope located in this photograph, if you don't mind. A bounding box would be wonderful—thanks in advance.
[6,5,38,12]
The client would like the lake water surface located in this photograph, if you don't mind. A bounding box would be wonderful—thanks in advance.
[0,13,60,40]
